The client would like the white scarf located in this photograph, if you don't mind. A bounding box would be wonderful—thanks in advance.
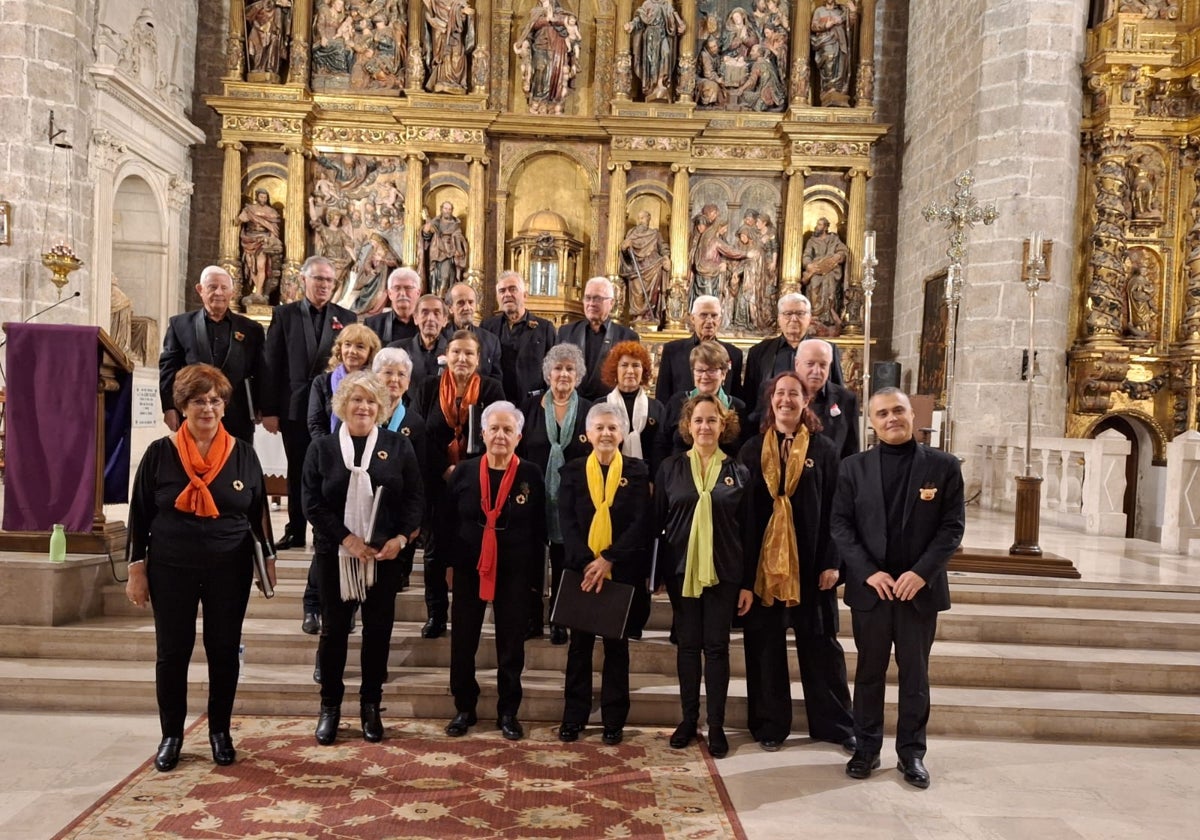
[608,387,648,460]
[338,423,378,602]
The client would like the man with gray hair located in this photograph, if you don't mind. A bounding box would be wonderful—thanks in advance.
[442,281,503,381]
[480,270,559,402]
[364,267,421,345]
[742,292,813,424]
[557,276,639,400]
[653,294,743,400]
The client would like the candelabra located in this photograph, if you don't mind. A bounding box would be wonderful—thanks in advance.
[860,231,877,450]
[1011,234,1047,556]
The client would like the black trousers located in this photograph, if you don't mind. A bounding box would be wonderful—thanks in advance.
[449,567,529,718]
[148,557,252,738]
[423,526,449,623]
[850,600,939,759]
[530,542,566,630]
[668,575,739,728]
[562,630,630,729]
[280,418,312,537]
[314,551,403,706]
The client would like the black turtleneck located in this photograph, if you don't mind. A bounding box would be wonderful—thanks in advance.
[879,437,917,574]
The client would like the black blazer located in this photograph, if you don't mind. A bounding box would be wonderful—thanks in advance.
[392,333,448,388]
[738,431,840,635]
[653,336,744,401]
[159,310,265,440]
[741,335,800,426]
[830,443,965,615]
[307,370,337,439]
[557,456,652,582]
[660,390,748,461]
[557,318,640,400]
[809,381,860,461]
[261,300,357,421]
[364,309,417,345]
[441,322,503,383]
[480,310,558,402]
[301,428,425,557]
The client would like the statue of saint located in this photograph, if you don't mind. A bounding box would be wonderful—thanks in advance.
[238,188,284,304]
[624,0,687,103]
[309,199,357,301]
[423,0,475,94]
[811,0,855,107]
[736,44,785,111]
[620,211,671,325]
[695,36,727,109]
[421,201,469,296]
[690,204,746,307]
[351,233,402,315]
[1126,256,1157,339]
[801,217,849,334]
[515,0,582,115]
[110,275,133,355]
[245,0,292,79]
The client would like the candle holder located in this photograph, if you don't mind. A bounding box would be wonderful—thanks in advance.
[1011,236,1047,557]
[860,230,878,450]
[41,243,84,295]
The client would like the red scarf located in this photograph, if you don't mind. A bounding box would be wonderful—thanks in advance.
[438,368,481,466]
[478,454,521,602]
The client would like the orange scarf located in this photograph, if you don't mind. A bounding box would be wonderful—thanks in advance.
[438,368,481,466]
[173,422,235,518]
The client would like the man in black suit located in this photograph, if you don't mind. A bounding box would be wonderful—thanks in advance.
[261,256,358,552]
[364,267,420,344]
[394,294,448,386]
[653,295,743,400]
[443,282,502,381]
[557,276,639,400]
[159,266,264,442]
[797,338,859,461]
[831,388,965,789]
[480,270,558,402]
[742,292,812,424]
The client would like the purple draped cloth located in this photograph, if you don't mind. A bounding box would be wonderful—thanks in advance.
[3,324,100,532]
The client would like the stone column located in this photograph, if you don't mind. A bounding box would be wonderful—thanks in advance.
[218,140,246,289]
[283,144,308,302]
[676,0,697,104]
[790,0,812,106]
[466,153,489,303]
[614,0,633,101]
[779,166,806,297]
[88,132,124,329]
[667,163,691,330]
[855,0,875,107]
[165,177,194,323]
[405,152,426,270]
[225,0,246,81]
[407,0,424,93]
[841,166,868,333]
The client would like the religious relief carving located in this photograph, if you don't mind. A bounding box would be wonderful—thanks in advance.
[1074,353,1130,413]
[310,154,408,314]
[1181,169,1200,342]
[310,125,405,144]
[423,0,475,94]
[245,0,293,82]
[613,136,690,152]
[689,203,746,314]
[515,0,583,114]
[811,0,855,107]
[311,0,407,94]
[223,115,304,133]
[421,201,469,296]
[1126,149,1163,220]
[801,217,849,335]
[694,0,789,112]
[625,0,687,103]
[614,52,633,98]
[1086,148,1130,339]
[1118,0,1179,19]
[1124,248,1159,340]
[620,210,671,327]
[238,188,285,306]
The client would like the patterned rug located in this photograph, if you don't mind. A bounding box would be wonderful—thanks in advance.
[54,717,747,839]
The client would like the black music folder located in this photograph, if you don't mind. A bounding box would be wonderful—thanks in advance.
[551,568,636,639]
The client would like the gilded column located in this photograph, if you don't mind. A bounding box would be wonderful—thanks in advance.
[493,0,514,111]
[405,152,426,269]
[667,163,692,330]
[218,140,246,288]
[855,0,875,107]
[614,0,633,101]
[594,13,617,114]
[1183,166,1200,343]
[225,0,246,81]
[473,0,492,96]
[779,165,806,297]
[790,0,812,106]
[283,144,308,302]
[607,161,630,320]
[407,0,424,93]
[287,0,312,85]
[841,167,868,334]
[676,0,697,104]
[466,154,489,304]
[1085,132,1130,342]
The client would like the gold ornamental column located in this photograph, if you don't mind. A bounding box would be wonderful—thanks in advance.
[218,140,246,295]
[841,166,868,332]
[474,0,492,97]
[614,0,633,101]
[407,0,424,92]
[287,0,312,85]
[779,166,806,297]
[667,163,692,330]
[466,153,490,304]
[405,152,426,269]
[855,0,875,106]
[283,144,308,302]
[791,0,812,106]
[225,1,246,81]
[607,161,630,319]
[677,0,697,104]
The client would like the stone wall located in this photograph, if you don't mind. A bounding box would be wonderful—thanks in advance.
[895,0,1088,485]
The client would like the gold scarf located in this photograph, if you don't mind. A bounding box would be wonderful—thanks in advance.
[585,451,622,579]
[755,428,809,607]
[683,449,723,598]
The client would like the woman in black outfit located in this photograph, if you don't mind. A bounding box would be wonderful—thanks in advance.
[739,371,854,752]
[556,403,652,745]
[660,341,748,460]
[373,347,427,592]
[598,340,668,479]
[444,401,546,741]
[655,394,753,759]
[127,363,272,772]
[303,371,425,745]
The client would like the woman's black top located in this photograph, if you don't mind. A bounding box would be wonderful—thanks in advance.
[516,394,593,470]
[611,388,668,479]
[660,391,748,461]
[653,452,752,587]
[384,393,428,477]
[307,370,336,438]
[411,374,506,487]
[557,456,652,584]
[302,429,425,556]
[128,435,265,567]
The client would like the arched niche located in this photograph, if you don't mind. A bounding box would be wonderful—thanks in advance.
[111,173,167,365]
[506,151,593,265]
[1085,409,1168,541]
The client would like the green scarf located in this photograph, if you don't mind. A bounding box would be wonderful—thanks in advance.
[683,448,723,598]
[543,391,578,543]
[687,386,732,408]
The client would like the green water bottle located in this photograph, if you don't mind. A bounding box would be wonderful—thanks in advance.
[49,524,67,563]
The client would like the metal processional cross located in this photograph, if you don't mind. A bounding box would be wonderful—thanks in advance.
[921,170,999,452]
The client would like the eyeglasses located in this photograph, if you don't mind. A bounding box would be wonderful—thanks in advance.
[583,295,612,303]
[779,310,811,320]
[693,367,723,377]
[188,397,225,409]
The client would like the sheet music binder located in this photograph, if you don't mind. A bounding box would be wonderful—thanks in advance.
[551,567,636,639]
[466,404,484,456]
[367,485,386,547]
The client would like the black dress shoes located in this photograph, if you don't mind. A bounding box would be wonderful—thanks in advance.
[549,625,569,646]
[557,722,584,742]
[525,623,545,640]
[759,738,783,752]
[276,529,306,551]
[348,607,357,634]
[602,727,624,746]
[315,704,341,745]
[444,711,477,737]
[841,736,858,755]
[706,726,729,759]
[898,756,931,789]
[313,650,322,684]
[209,731,236,766]
[421,617,446,639]
[845,750,882,779]
[669,719,697,749]
[361,703,384,742]
[154,736,183,772]
[497,715,524,741]
[397,573,410,592]
[301,613,321,635]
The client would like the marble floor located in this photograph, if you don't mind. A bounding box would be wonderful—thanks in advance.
[4,508,1198,839]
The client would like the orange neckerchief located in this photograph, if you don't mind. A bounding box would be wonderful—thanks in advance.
[438,368,481,466]
[173,422,235,518]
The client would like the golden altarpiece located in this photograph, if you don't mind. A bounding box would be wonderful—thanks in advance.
[208,0,887,372]
[1073,4,1200,454]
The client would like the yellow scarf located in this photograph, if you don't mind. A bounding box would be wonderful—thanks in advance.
[585,451,622,579]
[756,428,809,607]
[683,449,723,598]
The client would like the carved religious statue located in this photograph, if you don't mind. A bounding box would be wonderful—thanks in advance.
[1128,153,1162,220]
[620,211,671,326]
[810,0,856,107]
[692,1,789,112]
[308,198,357,301]
[311,0,406,93]
[801,217,849,334]
[245,0,292,81]
[625,0,687,103]
[421,201,469,296]
[1125,253,1158,340]
[423,0,475,94]
[736,44,785,111]
[110,275,133,356]
[515,0,583,115]
[238,188,284,305]
[689,203,746,308]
